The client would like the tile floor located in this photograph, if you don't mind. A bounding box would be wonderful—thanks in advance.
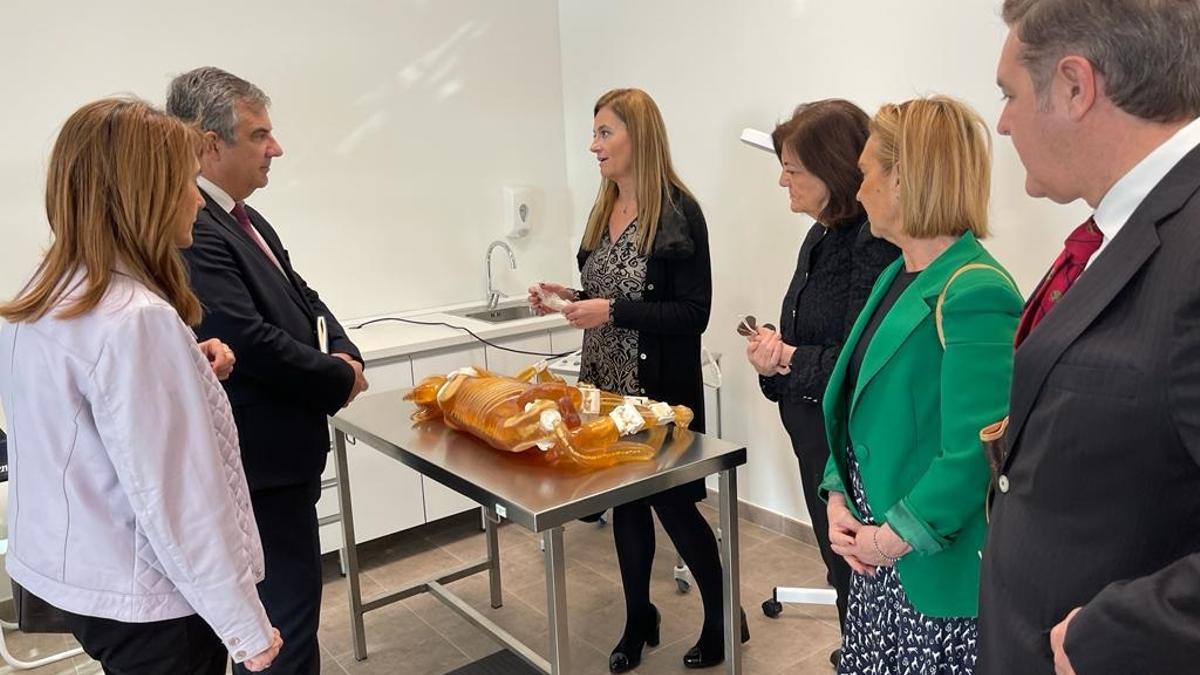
[0,501,840,674]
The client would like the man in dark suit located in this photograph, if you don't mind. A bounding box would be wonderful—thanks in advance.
[980,2,1200,674]
[167,67,369,674]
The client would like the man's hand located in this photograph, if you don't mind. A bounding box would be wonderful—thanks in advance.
[1051,607,1082,675]
[333,353,369,407]
[198,338,236,381]
[242,627,282,672]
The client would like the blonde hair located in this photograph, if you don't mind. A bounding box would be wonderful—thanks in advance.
[582,88,693,256]
[0,98,203,325]
[869,95,991,239]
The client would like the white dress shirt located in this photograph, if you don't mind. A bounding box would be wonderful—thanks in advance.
[0,271,272,662]
[197,175,287,276]
[1089,116,1200,268]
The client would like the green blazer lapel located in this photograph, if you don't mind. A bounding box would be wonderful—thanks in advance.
[849,281,930,416]
[849,233,986,418]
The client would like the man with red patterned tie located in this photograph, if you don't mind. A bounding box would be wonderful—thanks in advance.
[168,67,369,674]
[979,2,1200,674]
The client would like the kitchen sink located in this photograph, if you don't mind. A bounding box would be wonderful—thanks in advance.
[453,303,537,323]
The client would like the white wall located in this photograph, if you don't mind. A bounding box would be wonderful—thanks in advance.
[0,0,574,319]
[0,0,573,603]
[0,0,1101,564]
[558,0,1091,526]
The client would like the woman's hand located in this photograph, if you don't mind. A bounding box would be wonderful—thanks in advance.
[242,627,282,672]
[562,299,611,330]
[528,282,573,315]
[198,338,235,381]
[745,327,794,376]
[827,492,877,575]
[853,524,912,568]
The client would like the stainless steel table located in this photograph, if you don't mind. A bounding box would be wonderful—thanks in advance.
[330,390,748,674]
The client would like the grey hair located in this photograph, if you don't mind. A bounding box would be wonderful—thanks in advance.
[165,67,271,144]
[1002,0,1200,122]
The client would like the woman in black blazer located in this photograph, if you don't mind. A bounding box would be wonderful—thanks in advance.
[531,88,739,671]
[745,100,898,665]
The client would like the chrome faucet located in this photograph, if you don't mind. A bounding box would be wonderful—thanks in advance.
[485,240,517,309]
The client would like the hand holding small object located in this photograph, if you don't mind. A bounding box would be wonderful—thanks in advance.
[740,315,792,375]
[528,282,572,315]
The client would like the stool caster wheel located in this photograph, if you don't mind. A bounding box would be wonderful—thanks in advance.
[762,598,783,618]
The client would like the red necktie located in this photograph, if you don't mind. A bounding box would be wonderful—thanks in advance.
[1014,217,1103,346]
[231,203,284,272]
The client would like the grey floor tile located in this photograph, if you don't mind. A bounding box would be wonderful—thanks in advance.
[0,507,841,675]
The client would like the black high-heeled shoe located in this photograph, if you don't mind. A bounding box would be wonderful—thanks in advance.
[681,608,750,669]
[609,604,661,673]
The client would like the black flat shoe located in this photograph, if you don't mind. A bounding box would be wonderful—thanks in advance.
[682,608,750,669]
[609,604,661,673]
[829,647,841,667]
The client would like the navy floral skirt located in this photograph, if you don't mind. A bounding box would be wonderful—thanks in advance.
[838,445,978,675]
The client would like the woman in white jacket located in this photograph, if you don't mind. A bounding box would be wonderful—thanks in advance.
[0,98,282,673]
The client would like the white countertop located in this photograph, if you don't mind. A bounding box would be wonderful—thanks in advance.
[345,297,572,362]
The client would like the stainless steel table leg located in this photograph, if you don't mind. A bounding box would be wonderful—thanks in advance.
[718,468,742,674]
[485,507,503,609]
[542,527,570,675]
[334,429,368,661]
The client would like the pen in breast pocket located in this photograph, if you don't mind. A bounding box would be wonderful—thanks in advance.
[317,316,329,355]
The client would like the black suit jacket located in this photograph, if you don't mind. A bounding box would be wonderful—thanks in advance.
[979,145,1200,674]
[181,190,361,491]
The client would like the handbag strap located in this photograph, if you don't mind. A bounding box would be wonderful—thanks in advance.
[935,263,1018,348]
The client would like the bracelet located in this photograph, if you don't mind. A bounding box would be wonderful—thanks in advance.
[607,298,615,323]
[872,527,903,564]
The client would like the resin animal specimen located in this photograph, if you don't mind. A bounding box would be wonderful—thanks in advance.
[404,363,694,469]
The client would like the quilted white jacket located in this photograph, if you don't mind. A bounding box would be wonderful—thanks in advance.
[0,271,271,662]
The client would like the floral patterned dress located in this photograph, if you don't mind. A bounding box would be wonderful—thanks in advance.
[578,221,646,395]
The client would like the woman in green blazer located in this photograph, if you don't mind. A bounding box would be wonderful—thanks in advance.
[819,96,1021,674]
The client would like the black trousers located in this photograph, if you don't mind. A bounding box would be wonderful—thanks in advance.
[65,611,226,675]
[779,399,851,627]
[233,479,323,675]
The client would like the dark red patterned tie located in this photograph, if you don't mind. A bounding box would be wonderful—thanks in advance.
[231,203,283,271]
[1014,217,1103,346]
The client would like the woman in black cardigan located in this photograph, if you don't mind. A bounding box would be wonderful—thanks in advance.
[745,100,898,666]
[531,88,738,672]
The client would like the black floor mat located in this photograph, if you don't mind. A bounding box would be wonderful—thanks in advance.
[444,649,542,675]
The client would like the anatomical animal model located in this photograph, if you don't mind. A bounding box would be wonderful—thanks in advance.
[404,362,694,469]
